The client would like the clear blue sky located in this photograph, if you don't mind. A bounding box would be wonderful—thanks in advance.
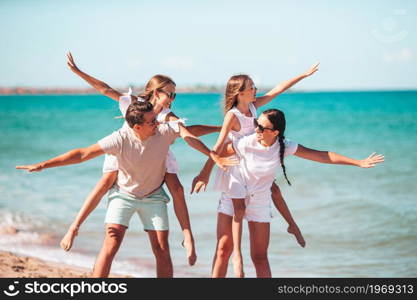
[1,0,416,90]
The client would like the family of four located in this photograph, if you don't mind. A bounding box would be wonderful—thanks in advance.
[16,53,384,278]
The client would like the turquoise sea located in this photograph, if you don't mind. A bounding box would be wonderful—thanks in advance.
[1,91,416,277]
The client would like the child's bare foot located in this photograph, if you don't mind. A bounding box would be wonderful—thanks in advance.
[287,224,306,248]
[182,238,197,266]
[232,254,245,278]
[60,225,78,252]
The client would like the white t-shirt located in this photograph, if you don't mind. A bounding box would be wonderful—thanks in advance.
[232,133,298,196]
[98,125,179,198]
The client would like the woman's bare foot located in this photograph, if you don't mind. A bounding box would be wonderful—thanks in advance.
[232,254,245,278]
[60,225,79,252]
[182,238,197,266]
[287,224,306,248]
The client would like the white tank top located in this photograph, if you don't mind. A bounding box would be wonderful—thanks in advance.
[213,103,257,192]
[227,103,257,141]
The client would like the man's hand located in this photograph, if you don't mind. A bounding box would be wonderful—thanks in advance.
[358,152,385,168]
[16,163,44,172]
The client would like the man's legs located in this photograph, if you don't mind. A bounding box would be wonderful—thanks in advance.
[147,230,173,278]
[93,223,127,277]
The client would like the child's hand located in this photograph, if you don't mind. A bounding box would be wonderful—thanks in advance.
[303,62,320,77]
[191,173,210,194]
[67,52,80,73]
[210,151,239,171]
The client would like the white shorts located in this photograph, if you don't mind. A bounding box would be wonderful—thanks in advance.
[217,190,273,223]
[102,150,179,174]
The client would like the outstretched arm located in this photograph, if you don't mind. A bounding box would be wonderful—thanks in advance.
[186,125,222,137]
[16,144,105,172]
[67,52,134,102]
[294,145,384,168]
[166,112,221,137]
[254,62,319,108]
[191,114,237,193]
[179,124,237,171]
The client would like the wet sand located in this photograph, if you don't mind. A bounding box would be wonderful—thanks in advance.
[0,251,130,278]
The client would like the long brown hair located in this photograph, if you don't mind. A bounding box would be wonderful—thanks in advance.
[223,74,251,114]
[138,74,176,102]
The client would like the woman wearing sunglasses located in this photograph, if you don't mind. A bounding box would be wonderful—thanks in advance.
[191,64,319,277]
[60,52,221,268]
[217,109,384,277]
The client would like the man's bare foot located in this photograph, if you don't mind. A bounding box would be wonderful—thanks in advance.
[287,224,306,248]
[232,254,245,278]
[182,238,197,266]
[60,225,78,252]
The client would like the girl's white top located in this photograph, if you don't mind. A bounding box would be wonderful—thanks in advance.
[212,103,258,195]
[230,133,298,197]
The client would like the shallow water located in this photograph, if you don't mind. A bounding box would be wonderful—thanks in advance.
[1,91,416,277]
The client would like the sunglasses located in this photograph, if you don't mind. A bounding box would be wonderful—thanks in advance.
[143,118,158,126]
[159,90,176,100]
[253,119,275,132]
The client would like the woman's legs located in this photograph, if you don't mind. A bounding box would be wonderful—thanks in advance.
[270,182,305,247]
[147,230,173,278]
[231,198,245,278]
[212,213,234,278]
[60,171,118,251]
[164,173,197,266]
[248,221,271,278]
[93,223,126,277]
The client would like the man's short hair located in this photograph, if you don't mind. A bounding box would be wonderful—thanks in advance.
[125,101,154,128]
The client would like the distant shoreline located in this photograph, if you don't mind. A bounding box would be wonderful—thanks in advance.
[0,87,415,95]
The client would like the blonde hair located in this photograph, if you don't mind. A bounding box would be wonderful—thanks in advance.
[138,74,176,102]
[223,74,251,114]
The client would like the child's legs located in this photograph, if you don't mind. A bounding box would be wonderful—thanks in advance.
[164,173,192,234]
[61,171,117,251]
[248,221,271,278]
[164,172,196,265]
[231,198,245,254]
[93,223,126,278]
[212,213,233,278]
[270,182,296,226]
[74,171,117,227]
[147,230,173,278]
[270,182,305,247]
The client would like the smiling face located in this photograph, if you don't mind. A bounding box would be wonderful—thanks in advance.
[238,79,257,104]
[255,114,279,145]
[154,83,176,109]
[133,111,159,138]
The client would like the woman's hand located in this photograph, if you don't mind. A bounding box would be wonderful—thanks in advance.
[67,52,80,73]
[303,62,320,77]
[16,163,44,172]
[358,152,385,168]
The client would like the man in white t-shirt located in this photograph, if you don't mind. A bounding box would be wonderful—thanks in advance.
[16,101,230,278]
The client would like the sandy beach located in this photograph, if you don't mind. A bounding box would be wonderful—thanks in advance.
[0,251,130,278]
